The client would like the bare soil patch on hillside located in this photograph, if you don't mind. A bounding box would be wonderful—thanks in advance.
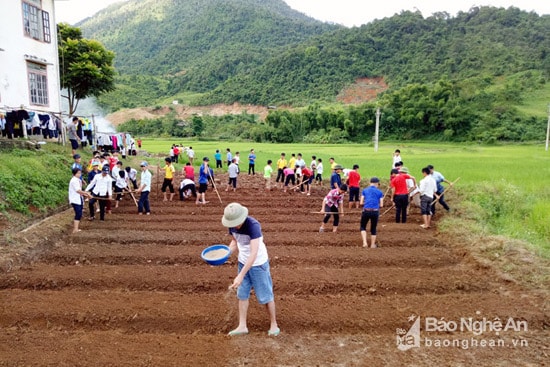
[106,103,272,126]
[0,173,547,366]
[337,77,388,104]
[106,77,387,126]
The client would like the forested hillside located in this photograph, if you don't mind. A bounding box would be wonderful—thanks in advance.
[201,7,550,105]
[79,0,338,108]
[78,2,550,142]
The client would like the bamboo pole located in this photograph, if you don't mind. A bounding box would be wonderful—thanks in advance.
[208,169,223,204]
[380,204,395,217]
[125,188,138,207]
[156,158,160,200]
[431,177,461,205]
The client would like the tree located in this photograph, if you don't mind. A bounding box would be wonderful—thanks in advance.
[58,23,116,115]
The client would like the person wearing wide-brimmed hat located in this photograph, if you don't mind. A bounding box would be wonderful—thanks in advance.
[330,164,344,189]
[222,202,280,337]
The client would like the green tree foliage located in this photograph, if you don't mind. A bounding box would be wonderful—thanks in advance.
[198,7,549,107]
[58,23,116,115]
[79,0,337,100]
[84,4,549,142]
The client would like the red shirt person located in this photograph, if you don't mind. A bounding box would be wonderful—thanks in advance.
[390,167,413,223]
[347,164,361,209]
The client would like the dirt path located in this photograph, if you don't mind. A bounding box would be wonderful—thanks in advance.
[0,174,547,366]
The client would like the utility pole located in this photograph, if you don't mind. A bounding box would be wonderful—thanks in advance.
[374,107,380,152]
[546,103,550,152]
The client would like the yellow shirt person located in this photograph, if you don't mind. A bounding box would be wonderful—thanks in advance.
[288,155,296,169]
[277,157,287,170]
[163,162,175,179]
[161,158,176,201]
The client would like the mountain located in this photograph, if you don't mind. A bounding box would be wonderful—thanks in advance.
[199,7,550,105]
[79,0,338,86]
[77,2,550,143]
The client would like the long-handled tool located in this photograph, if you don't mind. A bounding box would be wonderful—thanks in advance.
[287,176,306,191]
[380,204,395,217]
[431,177,461,206]
[124,187,138,207]
[156,158,160,201]
[382,185,391,199]
[208,169,223,204]
[310,211,361,214]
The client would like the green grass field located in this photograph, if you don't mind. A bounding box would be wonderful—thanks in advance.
[139,139,550,256]
[141,140,549,189]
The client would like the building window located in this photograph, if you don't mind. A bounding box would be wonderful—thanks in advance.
[27,62,49,106]
[22,1,50,43]
[42,11,51,43]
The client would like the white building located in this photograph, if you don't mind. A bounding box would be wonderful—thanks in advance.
[0,0,62,116]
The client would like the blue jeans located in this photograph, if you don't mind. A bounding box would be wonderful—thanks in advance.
[138,191,150,213]
[236,261,274,304]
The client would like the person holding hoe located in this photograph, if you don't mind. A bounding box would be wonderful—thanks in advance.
[196,157,210,205]
[161,157,176,202]
[222,202,280,337]
[359,177,384,248]
[319,184,348,233]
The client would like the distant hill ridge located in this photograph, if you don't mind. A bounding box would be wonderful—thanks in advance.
[78,3,550,114]
[80,0,338,76]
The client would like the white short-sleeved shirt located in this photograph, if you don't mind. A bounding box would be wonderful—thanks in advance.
[419,175,437,198]
[140,170,152,192]
[316,162,323,174]
[229,217,268,266]
[68,176,83,205]
[228,163,239,178]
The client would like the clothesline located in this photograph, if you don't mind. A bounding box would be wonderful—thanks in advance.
[1,105,62,115]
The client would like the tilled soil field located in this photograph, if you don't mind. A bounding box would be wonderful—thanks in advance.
[0,173,547,366]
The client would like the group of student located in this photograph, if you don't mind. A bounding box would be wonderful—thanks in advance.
[68,150,152,233]
[318,149,453,249]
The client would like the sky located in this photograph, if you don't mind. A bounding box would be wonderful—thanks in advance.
[54,0,550,27]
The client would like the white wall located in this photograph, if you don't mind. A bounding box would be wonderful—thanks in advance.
[0,0,62,114]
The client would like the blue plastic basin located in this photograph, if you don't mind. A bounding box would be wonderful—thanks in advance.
[201,244,231,266]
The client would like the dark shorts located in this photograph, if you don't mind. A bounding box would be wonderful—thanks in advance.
[349,187,360,202]
[420,195,432,215]
[70,139,79,150]
[198,183,208,193]
[72,203,83,221]
[161,178,174,193]
[228,177,237,188]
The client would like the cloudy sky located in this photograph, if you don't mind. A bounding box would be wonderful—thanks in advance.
[55,0,550,27]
